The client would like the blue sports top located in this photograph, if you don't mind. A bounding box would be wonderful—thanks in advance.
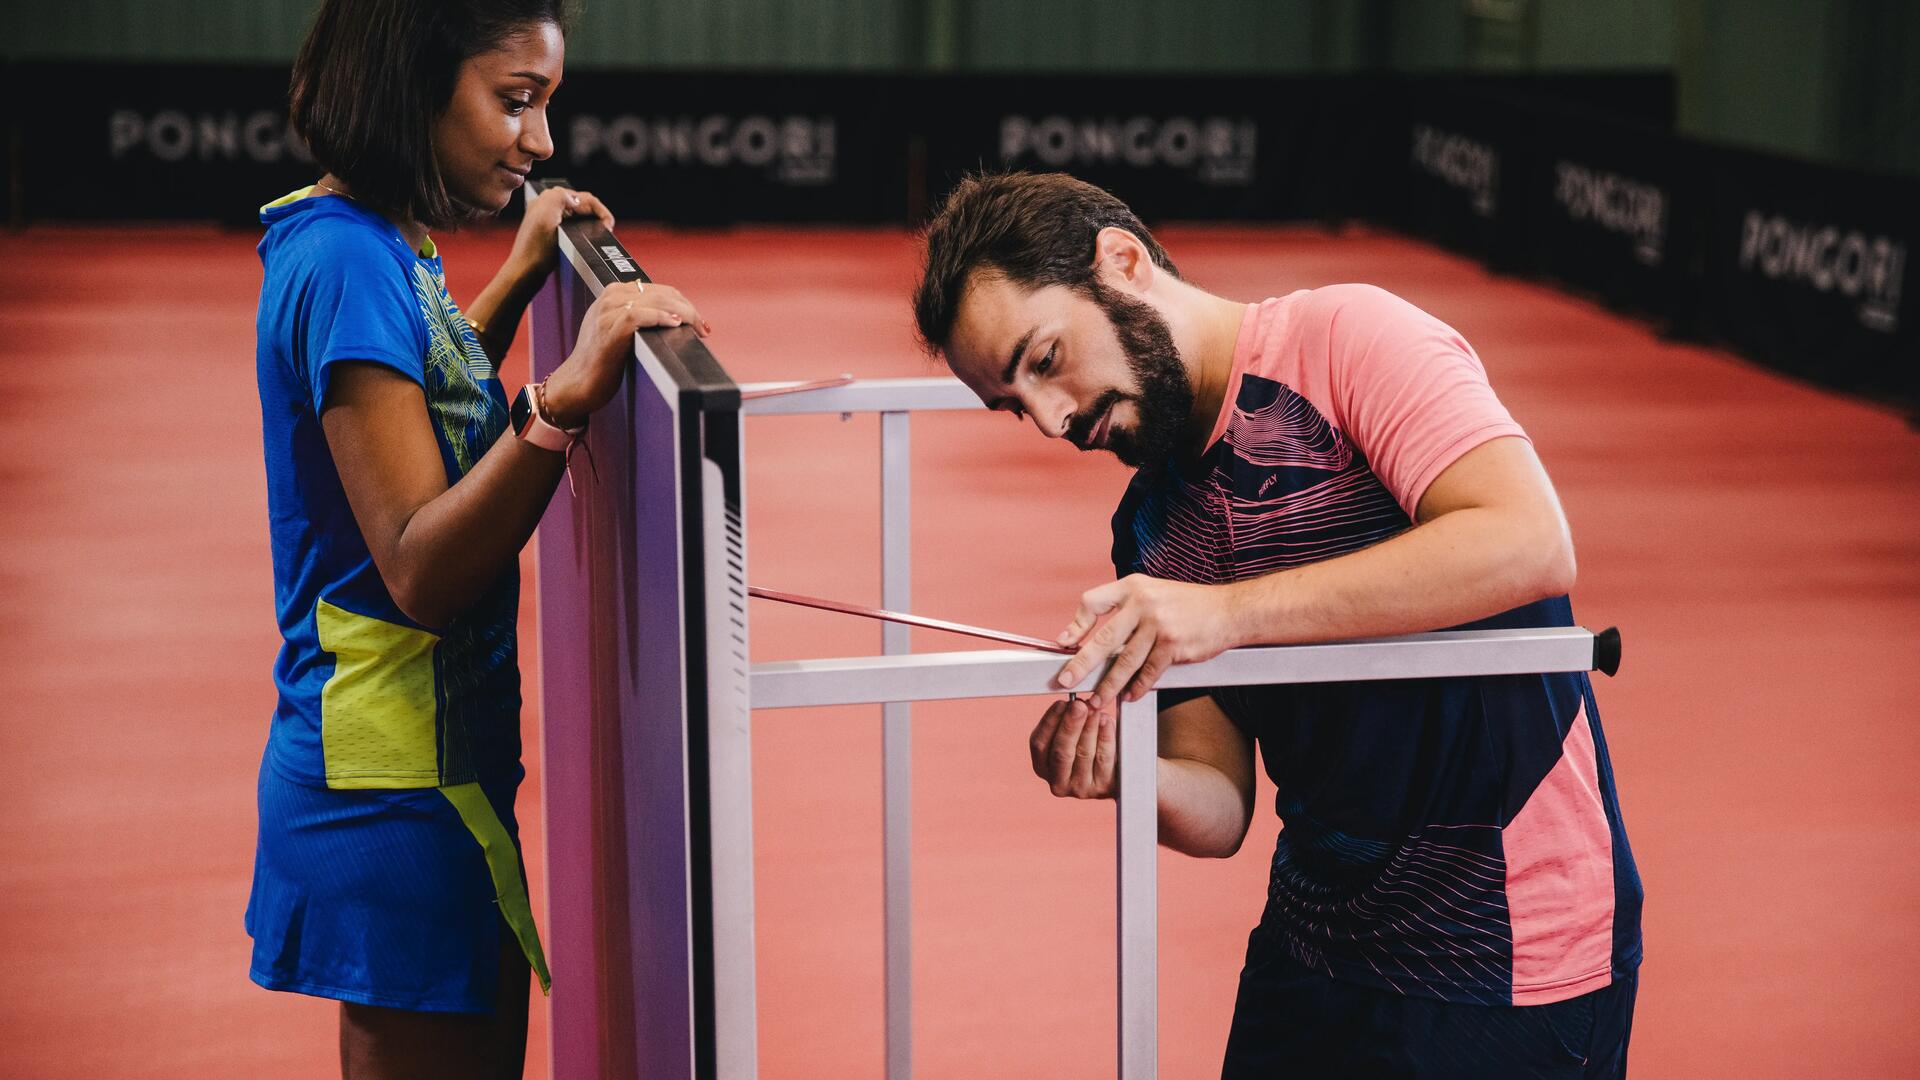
[254,189,521,790]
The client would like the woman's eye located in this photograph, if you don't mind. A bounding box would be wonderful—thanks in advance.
[1035,344,1056,375]
[504,98,531,115]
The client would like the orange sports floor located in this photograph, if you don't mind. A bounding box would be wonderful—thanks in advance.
[3,222,1917,1078]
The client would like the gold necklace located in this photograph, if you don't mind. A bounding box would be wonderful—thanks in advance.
[313,180,351,199]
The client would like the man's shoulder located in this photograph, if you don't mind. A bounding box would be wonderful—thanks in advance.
[1291,282,1419,324]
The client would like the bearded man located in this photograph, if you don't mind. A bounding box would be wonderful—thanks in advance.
[913,172,1643,1079]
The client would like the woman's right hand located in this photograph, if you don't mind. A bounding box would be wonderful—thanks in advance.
[542,279,710,427]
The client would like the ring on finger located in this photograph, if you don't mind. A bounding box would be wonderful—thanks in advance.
[633,281,646,295]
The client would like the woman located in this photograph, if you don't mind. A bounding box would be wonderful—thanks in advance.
[247,2,706,1075]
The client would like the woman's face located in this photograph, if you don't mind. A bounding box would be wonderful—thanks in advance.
[433,22,564,215]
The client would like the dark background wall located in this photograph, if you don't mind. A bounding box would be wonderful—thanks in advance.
[4,0,1915,176]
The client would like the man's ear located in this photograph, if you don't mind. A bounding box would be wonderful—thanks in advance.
[1092,226,1156,295]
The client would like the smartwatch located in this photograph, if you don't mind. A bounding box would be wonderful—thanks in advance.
[511,383,583,452]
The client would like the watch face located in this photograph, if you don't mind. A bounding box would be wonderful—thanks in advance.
[511,385,534,435]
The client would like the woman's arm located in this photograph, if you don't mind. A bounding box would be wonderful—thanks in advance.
[322,280,706,627]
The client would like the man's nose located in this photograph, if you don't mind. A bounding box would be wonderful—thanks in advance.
[1031,390,1076,440]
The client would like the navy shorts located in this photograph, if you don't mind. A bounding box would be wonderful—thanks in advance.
[244,751,546,1014]
[1221,945,1637,1079]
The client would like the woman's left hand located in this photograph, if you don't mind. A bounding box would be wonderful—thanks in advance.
[510,186,615,281]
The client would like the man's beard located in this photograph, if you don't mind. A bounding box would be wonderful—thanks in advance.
[1064,279,1195,470]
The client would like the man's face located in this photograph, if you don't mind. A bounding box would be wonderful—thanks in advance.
[945,272,1194,469]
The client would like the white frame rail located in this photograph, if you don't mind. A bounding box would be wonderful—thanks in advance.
[739,378,1614,1080]
[742,376,978,1080]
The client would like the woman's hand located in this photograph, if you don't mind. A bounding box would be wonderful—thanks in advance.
[540,279,710,427]
[509,186,614,282]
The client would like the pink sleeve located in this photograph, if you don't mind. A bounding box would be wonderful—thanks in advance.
[1316,284,1528,518]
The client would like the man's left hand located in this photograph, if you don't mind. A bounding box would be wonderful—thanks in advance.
[1053,575,1242,708]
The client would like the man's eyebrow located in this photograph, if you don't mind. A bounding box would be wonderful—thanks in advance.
[1000,328,1036,387]
[509,70,552,86]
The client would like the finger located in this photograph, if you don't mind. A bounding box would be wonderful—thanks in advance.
[1122,643,1176,703]
[1092,624,1155,709]
[1030,701,1068,777]
[1059,579,1128,647]
[628,304,685,331]
[1047,701,1091,795]
[1068,703,1101,795]
[649,293,708,336]
[1054,604,1138,690]
[573,191,616,229]
[1091,710,1117,794]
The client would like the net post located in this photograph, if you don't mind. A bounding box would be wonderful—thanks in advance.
[1117,691,1157,1080]
[880,410,913,1080]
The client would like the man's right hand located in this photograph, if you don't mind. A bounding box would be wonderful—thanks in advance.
[1029,697,1117,799]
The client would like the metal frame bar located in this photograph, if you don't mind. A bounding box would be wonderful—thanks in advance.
[740,377,981,415]
[1116,691,1157,1080]
[879,411,913,1080]
[743,376,983,1080]
[749,627,1603,708]
[740,377,1605,1080]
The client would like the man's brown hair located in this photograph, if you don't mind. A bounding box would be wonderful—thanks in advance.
[913,172,1180,353]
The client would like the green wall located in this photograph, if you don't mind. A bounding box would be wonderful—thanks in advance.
[0,0,1674,72]
[4,0,1912,175]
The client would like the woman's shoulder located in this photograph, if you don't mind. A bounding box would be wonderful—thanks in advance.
[260,192,412,279]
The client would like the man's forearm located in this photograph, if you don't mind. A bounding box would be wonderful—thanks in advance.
[1232,503,1574,646]
[1158,756,1254,858]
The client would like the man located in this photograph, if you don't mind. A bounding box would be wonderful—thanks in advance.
[913,172,1642,1078]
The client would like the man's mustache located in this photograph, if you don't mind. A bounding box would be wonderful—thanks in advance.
[1067,390,1128,450]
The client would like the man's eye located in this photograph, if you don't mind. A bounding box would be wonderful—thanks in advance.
[1035,344,1056,375]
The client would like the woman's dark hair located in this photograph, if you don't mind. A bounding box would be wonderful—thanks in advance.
[290,0,568,230]
[913,171,1180,353]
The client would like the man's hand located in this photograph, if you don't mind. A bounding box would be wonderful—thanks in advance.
[1052,575,1242,708]
[1029,697,1116,799]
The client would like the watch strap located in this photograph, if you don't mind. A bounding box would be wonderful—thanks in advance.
[513,384,579,453]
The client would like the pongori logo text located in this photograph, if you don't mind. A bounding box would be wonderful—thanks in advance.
[1411,124,1497,217]
[1739,212,1906,333]
[1554,160,1667,265]
[108,109,312,164]
[998,115,1257,186]
[570,115,836,185]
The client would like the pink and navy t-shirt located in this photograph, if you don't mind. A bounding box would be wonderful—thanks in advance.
[1112,284,1642,1007]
